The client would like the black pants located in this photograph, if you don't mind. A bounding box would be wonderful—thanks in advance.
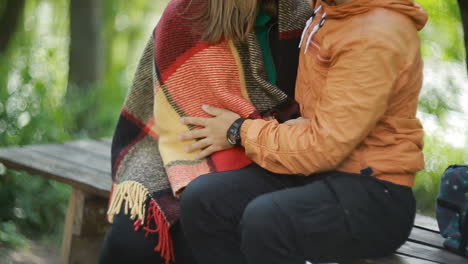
[180,164,416,264]
[99,204,197,264]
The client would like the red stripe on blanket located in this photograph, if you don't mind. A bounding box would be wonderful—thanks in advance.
[143,118,160,140]
[210,148,253,172]
[158,42,211,83]
[121,110,159,140]
[279,29,303,40]
[166,161,212,194]
[113,109,159,177]
[165,150,253,195]
[159,42,257,120]
[153,0,205,74]
[122,108,147,129]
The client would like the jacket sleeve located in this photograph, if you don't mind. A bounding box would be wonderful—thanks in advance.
[240,35,404,175]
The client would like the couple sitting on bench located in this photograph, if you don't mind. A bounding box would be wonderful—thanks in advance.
[100,0,428,263]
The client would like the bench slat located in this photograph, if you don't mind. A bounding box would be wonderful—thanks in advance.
[397,241,467,264]
[27,144,111,174]
[65,139,111,158]
[408,227,444,249]
[374,254,440,264]
[0,147,111,197]
[414,214,439,233]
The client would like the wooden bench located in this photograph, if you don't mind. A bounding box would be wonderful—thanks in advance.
[0,139,466,264]
[0,139,112,264]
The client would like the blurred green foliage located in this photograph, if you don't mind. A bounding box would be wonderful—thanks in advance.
[415,0,468,214]
[0,0,72,249]
[0,0,168,249]
[0,222,27,248]
[0,0,466,251]
[418,0,466,118]
[419,0,465,61]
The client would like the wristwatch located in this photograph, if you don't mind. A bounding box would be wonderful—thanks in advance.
[227,118,246,146]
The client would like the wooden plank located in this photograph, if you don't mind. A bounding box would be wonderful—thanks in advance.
[414,214,439,233]
[397,241,467,264]
[65,139,111,158]
[305,254,439,264]
[371,254,440,264]
[408,227,444,249]
[61,188,110,264]
[0,147,111,197]
[61,189,84,264]
[27,144,111,174]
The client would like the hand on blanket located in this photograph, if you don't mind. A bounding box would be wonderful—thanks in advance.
[179,105,240,159]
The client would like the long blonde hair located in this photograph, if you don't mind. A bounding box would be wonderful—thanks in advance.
[192,0,277,44]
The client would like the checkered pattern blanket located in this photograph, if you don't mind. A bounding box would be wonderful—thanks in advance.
[107,0,311,262]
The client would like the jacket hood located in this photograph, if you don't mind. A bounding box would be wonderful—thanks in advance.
[320,0,428,31]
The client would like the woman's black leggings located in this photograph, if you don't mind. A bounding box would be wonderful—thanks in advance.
[99,204,196,264]
[179,164,416,264]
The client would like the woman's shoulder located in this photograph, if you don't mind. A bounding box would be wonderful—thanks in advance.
[154,0,202,41]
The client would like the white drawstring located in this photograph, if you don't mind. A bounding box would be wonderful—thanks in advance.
[299,5,322,49]
[299,5,327,54]
[298,17,314,48]
[304,13,326,54]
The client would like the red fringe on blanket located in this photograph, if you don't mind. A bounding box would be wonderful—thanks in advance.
[134,200,175,264]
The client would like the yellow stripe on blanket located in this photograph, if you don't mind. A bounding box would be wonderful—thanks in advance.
[228,40,251,104]
[154,88,199,165]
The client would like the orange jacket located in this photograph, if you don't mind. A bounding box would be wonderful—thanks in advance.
[241,0,428,187]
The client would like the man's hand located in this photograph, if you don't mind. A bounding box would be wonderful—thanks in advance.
[179,105,240,159]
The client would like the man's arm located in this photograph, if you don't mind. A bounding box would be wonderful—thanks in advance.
[241,35,403,175]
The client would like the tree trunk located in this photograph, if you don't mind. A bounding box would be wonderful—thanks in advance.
[67,0,103,133]
[68,0,103,92]
[458,0,468,73]
[0,0,26,54]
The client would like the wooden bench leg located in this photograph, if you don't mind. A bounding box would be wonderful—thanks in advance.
[61,188,110,264]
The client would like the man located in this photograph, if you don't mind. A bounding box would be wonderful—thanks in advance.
[179,0,428,263]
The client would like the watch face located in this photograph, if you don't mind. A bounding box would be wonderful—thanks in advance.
[227,133,237,145]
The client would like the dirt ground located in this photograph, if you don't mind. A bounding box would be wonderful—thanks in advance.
[0,240,59,264]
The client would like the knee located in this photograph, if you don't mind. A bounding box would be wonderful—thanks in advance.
[241,195,302,263]
[179,173,223,222]
[240,194,281,243]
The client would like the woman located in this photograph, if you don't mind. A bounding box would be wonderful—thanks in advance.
[100,0,311,263]
[179,0,428,263]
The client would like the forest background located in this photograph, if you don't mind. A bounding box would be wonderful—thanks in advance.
[0,0,467,262]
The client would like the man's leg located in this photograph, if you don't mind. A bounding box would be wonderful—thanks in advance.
[179,164,302,264]
[240,172,416,264]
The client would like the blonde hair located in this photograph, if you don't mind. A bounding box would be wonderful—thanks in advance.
[197,0,259,44]
[189,0,280,44]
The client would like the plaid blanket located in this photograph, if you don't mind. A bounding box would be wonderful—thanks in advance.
[107,0,311,262]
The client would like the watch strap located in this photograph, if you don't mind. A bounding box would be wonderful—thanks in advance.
[227,118,246,146]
